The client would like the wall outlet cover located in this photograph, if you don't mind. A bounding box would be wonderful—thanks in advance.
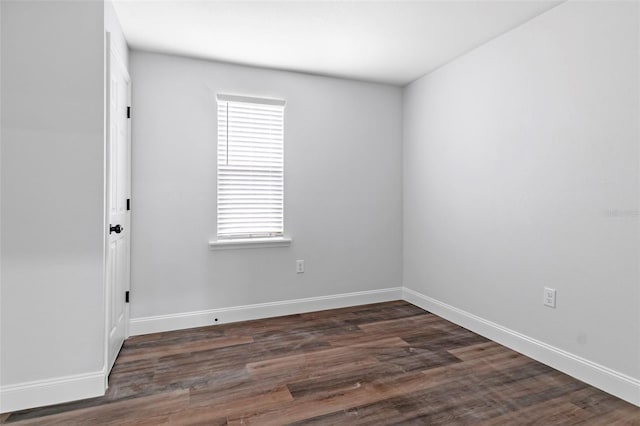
[543,287,556,308]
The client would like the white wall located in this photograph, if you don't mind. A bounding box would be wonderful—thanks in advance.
[404,0,639,383]
[1,0,105,390]
[129,51,403,320]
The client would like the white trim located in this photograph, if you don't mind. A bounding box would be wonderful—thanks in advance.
[5,289,636,413]
[209,236,292,250]
[0,370,106,414]
[129,287,402,336]
[402,287,640,407]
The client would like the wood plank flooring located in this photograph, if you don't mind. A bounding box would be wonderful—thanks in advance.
[3,301,639,425]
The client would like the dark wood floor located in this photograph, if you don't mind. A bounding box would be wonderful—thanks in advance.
[3,301,639,425]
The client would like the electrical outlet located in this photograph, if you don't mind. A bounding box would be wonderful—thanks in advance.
[543,287,556,308]
[296,260,304,273]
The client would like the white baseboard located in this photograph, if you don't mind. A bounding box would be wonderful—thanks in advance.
[0,370,106,414]
[402,287,640,407]
[5,286,637,414]
[129,287,403,336]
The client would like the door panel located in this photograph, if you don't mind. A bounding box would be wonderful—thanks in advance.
[106,42,130,375]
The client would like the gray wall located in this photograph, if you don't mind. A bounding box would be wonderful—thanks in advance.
[1,0,106,385]
[129,51,403,319]
[403,0,639,379]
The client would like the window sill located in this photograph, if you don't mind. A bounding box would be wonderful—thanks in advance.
[208,237,292,251]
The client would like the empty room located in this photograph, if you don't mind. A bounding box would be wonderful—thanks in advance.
[1,0,639,423]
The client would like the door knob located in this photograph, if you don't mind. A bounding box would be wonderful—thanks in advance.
[110,224,123,234]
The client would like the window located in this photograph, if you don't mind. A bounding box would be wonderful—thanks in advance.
[216,94,285,241]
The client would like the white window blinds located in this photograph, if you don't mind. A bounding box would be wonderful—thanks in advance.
[217,94,285,240]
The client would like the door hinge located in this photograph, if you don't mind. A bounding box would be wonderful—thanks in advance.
[127,106,131,119]
[125,291,130,303]
[126,198,130,211]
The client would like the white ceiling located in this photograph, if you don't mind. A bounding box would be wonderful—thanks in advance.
[113,0,563,86]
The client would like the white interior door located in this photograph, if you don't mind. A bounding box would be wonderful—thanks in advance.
[106,40,131,375]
